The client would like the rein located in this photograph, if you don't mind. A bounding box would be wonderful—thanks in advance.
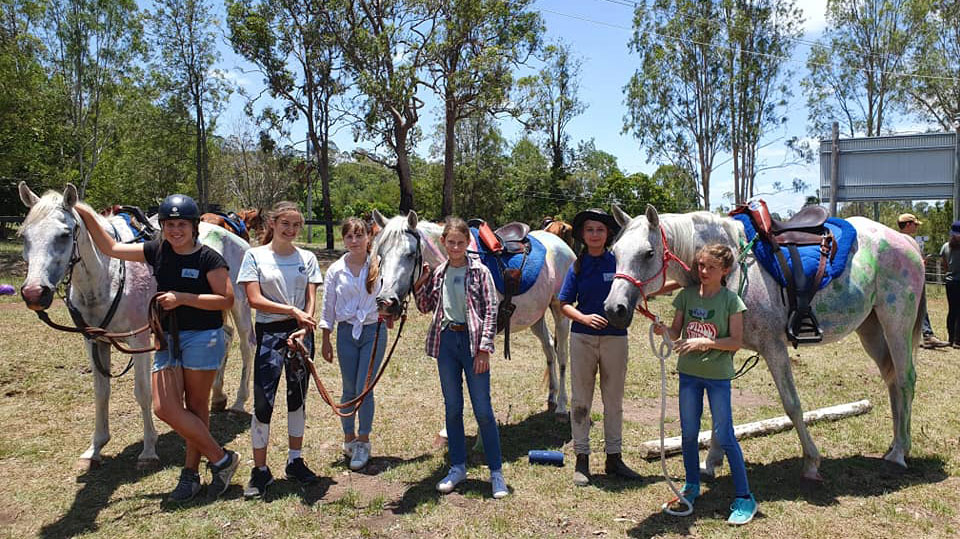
[613,225,692,323]
[289,313,407,418]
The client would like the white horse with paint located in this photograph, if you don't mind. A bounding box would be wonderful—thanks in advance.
[371,211,576,417]
[603,205,923,481]
[18,183,255,469]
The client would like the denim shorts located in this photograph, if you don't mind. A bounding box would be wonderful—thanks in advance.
[152,328,226,372]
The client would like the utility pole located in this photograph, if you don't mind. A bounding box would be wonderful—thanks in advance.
[830,122,839,217]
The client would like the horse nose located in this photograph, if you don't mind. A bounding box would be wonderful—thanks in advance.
[377,296,402,317]
[20,284,53,311]
[605,302,630,328]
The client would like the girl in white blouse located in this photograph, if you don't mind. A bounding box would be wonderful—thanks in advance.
[319,217,386,471]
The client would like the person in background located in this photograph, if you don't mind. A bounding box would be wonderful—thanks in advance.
[939,221,960,349]
[897,213,950,349]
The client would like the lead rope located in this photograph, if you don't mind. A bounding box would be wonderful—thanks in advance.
[649,318,694,517]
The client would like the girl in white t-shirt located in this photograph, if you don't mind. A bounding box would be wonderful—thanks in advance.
[318,217,386,471]
[237,201,323,498]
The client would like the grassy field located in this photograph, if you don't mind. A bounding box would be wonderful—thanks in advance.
[0,243,959,538]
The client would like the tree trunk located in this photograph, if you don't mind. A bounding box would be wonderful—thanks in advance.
[442,95,456,218]
[396,128,414,214]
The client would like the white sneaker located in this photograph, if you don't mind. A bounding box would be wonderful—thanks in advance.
[342,440,357,458]
[491,471,509,499]
[436,466,467,494]
[349,441,371,471]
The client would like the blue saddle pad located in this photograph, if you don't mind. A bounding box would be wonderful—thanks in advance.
[732,214,857,292]
[469,229,546,295]
[213,211,247,237]
[116,212,150,243]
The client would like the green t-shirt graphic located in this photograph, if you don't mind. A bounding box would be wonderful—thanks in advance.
[672,286,747,380]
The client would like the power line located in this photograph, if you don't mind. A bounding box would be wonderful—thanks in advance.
[539,5,960,83]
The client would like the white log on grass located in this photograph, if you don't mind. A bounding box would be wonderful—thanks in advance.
[640,399,873,459]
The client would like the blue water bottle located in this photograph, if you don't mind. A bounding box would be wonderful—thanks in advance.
[528,449,564,466]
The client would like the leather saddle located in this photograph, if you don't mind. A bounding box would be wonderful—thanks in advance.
[116,205,159,243]
[731,200,836,347]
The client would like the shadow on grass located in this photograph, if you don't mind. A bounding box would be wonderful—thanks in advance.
[39,409,250,538]
[626,454,949,537]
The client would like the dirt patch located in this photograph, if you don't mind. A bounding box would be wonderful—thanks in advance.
[619,388,775,424]
[0,252,25,278]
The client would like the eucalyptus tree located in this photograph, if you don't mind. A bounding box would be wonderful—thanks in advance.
[321,0,439,214]
[424,0,541,217]
[150,0,228,211]
[227,0,344,248]
[624,0,727,210]
[802,0,916,138]
[722,0,802,204]
[514,40,585,180]
[907,0,960,130]
[40,0,145,197]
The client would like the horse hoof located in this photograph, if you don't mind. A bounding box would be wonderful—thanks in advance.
[227,407,248,418]
[433,434,448,448]
[210,398,227,412]
[77,458,100,471]
[546,401,557,413]
[136,458,160,471]
[555,412,569,423]
[802,470,824,482]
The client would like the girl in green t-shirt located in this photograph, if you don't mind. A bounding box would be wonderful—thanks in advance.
[653,243,757,525]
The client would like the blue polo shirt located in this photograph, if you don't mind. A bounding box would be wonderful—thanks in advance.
[558,251,627,336]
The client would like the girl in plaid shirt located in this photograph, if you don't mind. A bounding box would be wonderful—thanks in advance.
[413,217,508,499]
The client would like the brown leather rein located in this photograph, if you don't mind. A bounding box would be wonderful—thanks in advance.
[35,292,171,378]
[287,312,408,418]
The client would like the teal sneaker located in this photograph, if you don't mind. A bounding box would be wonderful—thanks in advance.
[727,494,758,525]
[662,482,699,514]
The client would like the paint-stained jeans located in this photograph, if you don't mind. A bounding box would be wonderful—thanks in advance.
[569,332,628,455]
[437,328,502,471]
[337,321,388,437]
[678,373,750,497]
[946,282,960,344]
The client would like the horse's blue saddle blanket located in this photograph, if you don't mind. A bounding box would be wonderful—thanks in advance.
[213,211,248,237]
[733,214,857,292]
[116,212,150,243]
[469,229,546,295]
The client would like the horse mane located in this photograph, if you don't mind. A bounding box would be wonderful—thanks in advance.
[659,211,743,263]
[21,191,100,231]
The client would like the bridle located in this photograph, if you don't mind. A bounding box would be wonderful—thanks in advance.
[613,224,691,323]
[29,212,156,377]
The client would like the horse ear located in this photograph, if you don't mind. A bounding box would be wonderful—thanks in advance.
[372,209,388,228]
[611,204,632,228]
[406,210,419,229]
[644,204,660,228]
[62,184,79,209]
[18,181,39,207]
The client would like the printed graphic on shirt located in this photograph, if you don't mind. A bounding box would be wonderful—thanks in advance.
[685,319,718,340]
[181,268,200,279]
[603,272,615,282]
[690,307,714,320]
[452,274,464,286]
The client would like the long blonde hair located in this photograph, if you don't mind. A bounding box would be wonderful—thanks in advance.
[342,217,378,293]
[261,201,303,244]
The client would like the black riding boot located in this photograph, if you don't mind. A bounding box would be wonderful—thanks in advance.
[605,453,642,480]
[573,454,590,486]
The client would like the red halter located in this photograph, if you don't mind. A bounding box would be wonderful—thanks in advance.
[614,225,692,322]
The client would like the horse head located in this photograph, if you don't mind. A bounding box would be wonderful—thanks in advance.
[544,219,574,248]
[603,204,669,329]
[17,182,81,311]
[371,209,423,318]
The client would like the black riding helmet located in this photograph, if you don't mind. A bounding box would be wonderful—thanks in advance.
[572,208,621,248]
[158,194,200,222]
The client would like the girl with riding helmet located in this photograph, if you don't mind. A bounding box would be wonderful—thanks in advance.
[413,217,508,499]
[74,194,240,502]
[558,208,642,486]
[318,217,387,471]
[237,201,323,498]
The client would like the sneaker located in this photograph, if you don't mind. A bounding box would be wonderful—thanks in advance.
[491,471,509,499]
[168,468,201,503]
[349,441,371,471]
[436,465,467,494]
[342,439,358,458]
[662,483,699,514]
[207,450,240,498]
[727,494,758,525]
[243,467,274,499]
[285,457,319,484]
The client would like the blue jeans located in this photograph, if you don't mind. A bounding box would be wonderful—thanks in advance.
[152,328,225,372]
[437,328,502,472]
[679,373,750,497]
[337,321,387,436]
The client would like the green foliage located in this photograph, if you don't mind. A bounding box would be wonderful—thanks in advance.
[907,0,960,130]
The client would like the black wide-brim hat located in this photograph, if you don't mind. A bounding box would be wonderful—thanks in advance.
[572,208,621,246]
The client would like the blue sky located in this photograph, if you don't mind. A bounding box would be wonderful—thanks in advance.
[214,0,834,215]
